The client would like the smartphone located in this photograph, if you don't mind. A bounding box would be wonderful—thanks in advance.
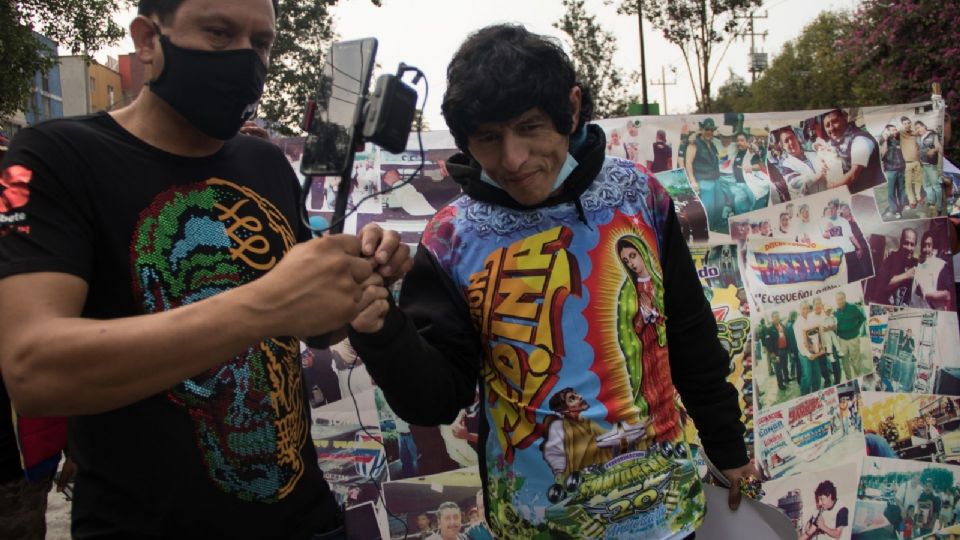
[301,38,378,177]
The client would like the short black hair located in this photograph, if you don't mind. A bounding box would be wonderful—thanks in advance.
[138,0,279,23]
[814,480,837,501]
[548,387,577,413]
[441,24,594,153]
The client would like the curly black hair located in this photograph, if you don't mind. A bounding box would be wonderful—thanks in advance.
[441,24,594,153]
[814,480,837,501]
[139,0,279,23]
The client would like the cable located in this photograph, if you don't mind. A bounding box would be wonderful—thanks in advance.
[347,360,410,540]
[299,68,429,236]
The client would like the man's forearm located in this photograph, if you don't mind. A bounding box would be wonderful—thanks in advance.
[350,304,479,426]
[3,284,273,416]
[838,164,865,188]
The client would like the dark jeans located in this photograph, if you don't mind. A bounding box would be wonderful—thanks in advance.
[772,349,789,388]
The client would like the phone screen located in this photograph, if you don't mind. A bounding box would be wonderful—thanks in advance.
[301,38,378,176]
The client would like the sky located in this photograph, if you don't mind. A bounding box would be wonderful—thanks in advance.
[95,0,860,128]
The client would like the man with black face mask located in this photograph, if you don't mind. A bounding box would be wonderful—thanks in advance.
[0,0,412,538]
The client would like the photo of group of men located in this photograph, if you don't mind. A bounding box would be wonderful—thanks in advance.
[597,114,776,242]
[855,457,960,539]
[866,107,945,221]
[754,283,872,408]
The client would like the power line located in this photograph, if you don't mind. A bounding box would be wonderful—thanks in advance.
[651,66,677,114]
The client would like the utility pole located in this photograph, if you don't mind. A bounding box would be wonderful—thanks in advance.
[635,0,649,114]
[736,10,768,83]
[651,66,676,115]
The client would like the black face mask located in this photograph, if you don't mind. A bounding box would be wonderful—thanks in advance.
[150,34,267,140]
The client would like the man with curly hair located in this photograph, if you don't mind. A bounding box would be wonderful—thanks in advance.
[350,24,755,539]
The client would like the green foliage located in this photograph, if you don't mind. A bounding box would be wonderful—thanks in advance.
[259,0,382,135]
[919,467,955,494]
[619,0,761,112]
[711,11,885,114]
[555,0,635,118]
[711,3,959,162]
[258,0,337,135]
[711,69,751,113]
[0,0,133,120]
[842,0,960,163]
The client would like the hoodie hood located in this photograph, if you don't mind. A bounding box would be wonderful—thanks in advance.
[445,123,607,211]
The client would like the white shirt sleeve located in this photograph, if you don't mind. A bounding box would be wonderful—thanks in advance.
[398,184,437,216]
[851,135,875,168]
[795,318,814,358]
[542,420,567,475]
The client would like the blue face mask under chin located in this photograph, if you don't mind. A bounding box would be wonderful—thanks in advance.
[480,152,579,193]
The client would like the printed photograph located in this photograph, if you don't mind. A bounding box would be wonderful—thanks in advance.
[863,105,945,221]
[732,187,875,285]
[854,457,960,539]
[862,217,956,312]
[654,168,710,243]
[766,108,884,202]
[755,382,864,480]
[762,463,859,540]
[752,283,872,409]
[675,115,769,238]
[861,306,960,395]
[310,388,388,509]
[375,388,480,482]
[861,393,960,465]
[382,468,493,540]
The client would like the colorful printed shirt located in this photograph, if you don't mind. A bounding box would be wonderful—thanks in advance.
[352,126,747,540]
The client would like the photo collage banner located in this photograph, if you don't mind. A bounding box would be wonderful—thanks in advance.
[276,100,960,540]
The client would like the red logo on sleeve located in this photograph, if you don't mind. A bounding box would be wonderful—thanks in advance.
[0,165,32,212]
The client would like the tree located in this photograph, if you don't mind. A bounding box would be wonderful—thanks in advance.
[711,11,882,114]
[555,0,634,118]
[841,0,960,162]
[618,0,761,113]
[258,0,382,135]
[1,0,133,121]
[711,69,751,113]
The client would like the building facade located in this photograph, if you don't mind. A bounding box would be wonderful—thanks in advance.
[60,56,122,117]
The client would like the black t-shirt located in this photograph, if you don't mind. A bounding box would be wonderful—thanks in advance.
[875,248,918,306]
[0,114,338,539]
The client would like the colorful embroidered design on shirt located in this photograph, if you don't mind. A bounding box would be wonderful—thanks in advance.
[130,178,305,503]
